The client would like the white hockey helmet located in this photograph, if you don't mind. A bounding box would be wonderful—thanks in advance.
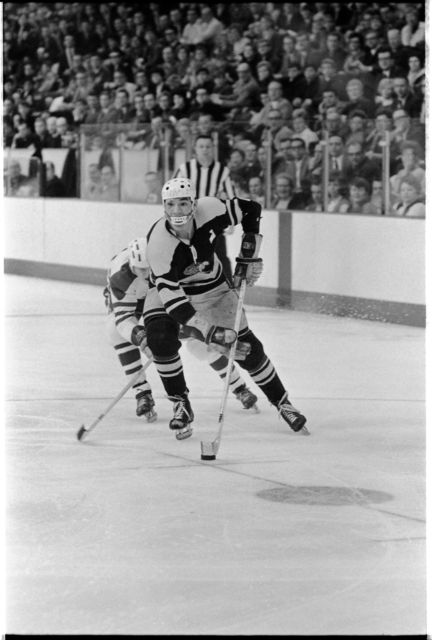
[162,178,197,226]
[127,237,148,269]
[162,177,196,201]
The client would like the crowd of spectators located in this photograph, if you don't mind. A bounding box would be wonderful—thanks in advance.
[3,1,426,216]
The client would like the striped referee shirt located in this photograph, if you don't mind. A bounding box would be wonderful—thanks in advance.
[174,159,236,199]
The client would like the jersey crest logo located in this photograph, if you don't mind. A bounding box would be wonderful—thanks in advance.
[183,261,211,276]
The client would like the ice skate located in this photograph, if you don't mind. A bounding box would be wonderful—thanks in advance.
[234,384,259,411]
[277,393,309,434]
[169,394,194,440]
[136,390,157,422]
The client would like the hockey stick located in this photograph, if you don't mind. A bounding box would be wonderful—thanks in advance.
[76,357,153,442]
[200,279,247,460]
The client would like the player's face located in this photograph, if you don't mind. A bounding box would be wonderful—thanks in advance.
[164,197,196,226]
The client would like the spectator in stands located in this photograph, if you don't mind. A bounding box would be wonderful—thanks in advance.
[341,141,380,188]
[6,158,39,197]
[247,175,266,206]
[71,99,88,128]
[33,117,51,149]
[255,60,275,93]
[98,164,119,201]
[400,6,425,48]
[326,172,350,213]
[189,87,226,122]
[169,90,190,122]
[321,110,350,141]
[316,57,346,100]
[305,179,324,212]
[83,93,100,125]
[363,30,381,68]
[250,79,292,128]
[392,175,425,218]
[371,48,405,93]
[97,91,120,125]
[294,31,322,69]
[142,171,162,204]
[392,76,422,118]
[291,109,318,149]
[227,147,247,193]
[341,78,375,119]
[271,173,297,210]
[317,88,343,120]
[42,160,66,197]
[370,179,385,215]
[216,62,261,120]
[82,162,101,200]
[344,110,368,147]
[374,78,396,111]
[389,141,425,199]
[281,61,308,106]
[339,176,380,215]
[87,54,111,94]
[406,51,425,90]
[386,28,410,72]
[45,116,62,148]
[172,117,193,153]
[342,32,369,76]
[321,32,346,71]
[282,137,310,193]
[11,120,40,154]
[391,108,425,157]
[193,4,224,46]
[276,35,299,77]
[237,141,262,187]
[257,107,293,154]
[327,135,346,174]
[364,108,399,171]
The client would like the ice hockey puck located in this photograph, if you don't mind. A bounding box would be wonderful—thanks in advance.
[201,454,216,461]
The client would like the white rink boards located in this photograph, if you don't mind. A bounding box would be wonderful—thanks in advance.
[4,275,427,635]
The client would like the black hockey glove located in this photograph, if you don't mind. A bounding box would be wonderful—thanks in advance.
[233,232,263,288]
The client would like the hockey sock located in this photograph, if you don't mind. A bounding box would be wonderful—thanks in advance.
[209,354,244,393]
[153,353,188,398]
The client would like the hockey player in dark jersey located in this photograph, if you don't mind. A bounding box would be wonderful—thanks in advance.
[143,177,308,439]
[105,237,258,433]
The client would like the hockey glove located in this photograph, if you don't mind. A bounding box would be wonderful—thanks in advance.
[131,325,152,358]
[233,232,263,288]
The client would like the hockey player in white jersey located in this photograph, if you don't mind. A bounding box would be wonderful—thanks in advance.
[143,178,308,438]
[104,237,258,433]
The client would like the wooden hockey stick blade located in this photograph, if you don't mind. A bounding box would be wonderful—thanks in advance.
[76,357,153,442]
[77,425,88,441]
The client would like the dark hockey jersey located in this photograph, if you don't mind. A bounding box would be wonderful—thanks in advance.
[105,248,149,342]
[146,196,261,325]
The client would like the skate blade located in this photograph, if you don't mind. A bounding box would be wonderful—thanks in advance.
[298,425,310,436]
[145,411,158,423]
[175,426,193,440]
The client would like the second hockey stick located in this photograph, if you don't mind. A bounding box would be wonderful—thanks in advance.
[76,356,153,442]
[200,279,247,460]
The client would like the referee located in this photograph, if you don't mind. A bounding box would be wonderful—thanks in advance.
[173,134,236,282]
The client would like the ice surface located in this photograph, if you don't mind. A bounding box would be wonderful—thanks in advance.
[4,275,427,635]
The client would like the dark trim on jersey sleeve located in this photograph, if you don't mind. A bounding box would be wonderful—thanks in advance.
[237,198,262,234]
[109,262,137,301]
